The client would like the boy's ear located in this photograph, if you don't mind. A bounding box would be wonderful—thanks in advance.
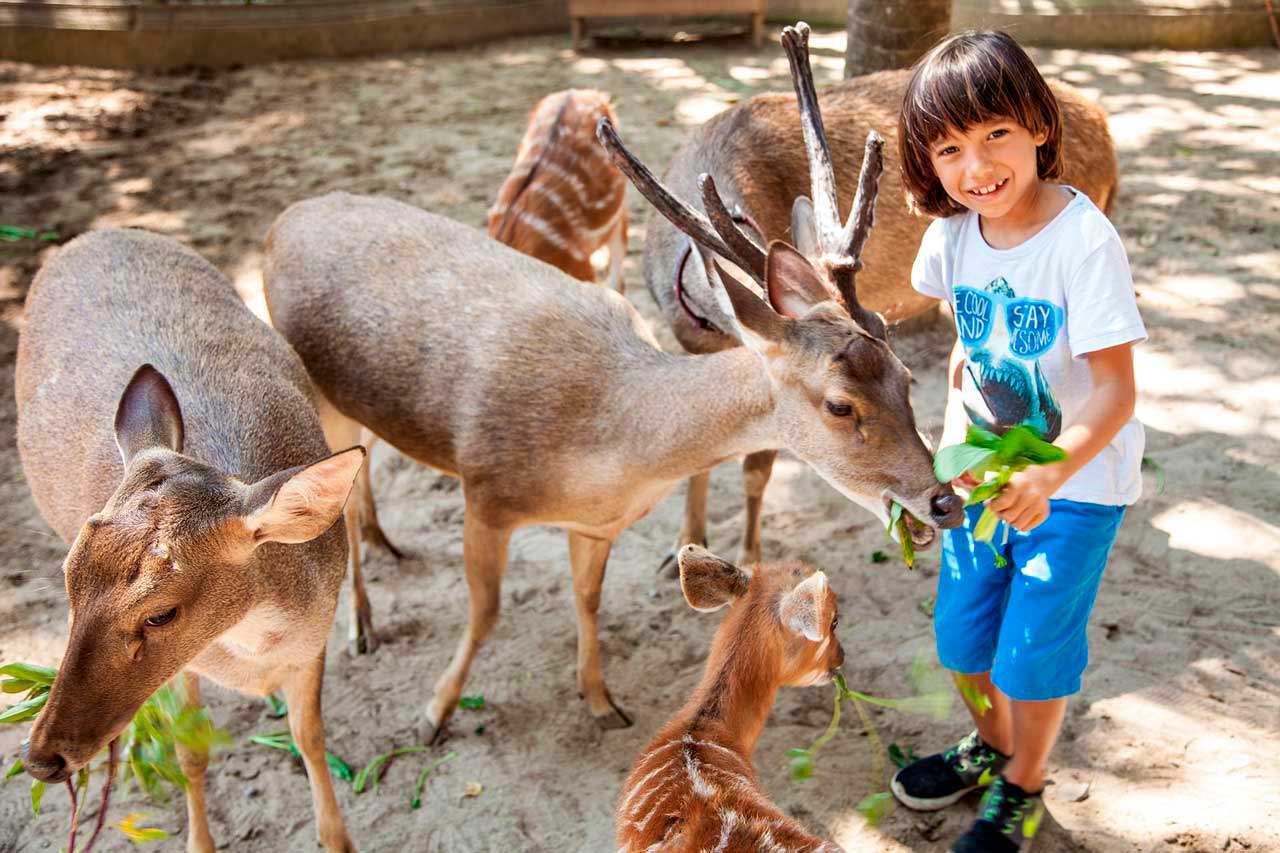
[778,571,829,642]
[678,545,750,612]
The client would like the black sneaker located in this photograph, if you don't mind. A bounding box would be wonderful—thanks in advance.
[951,776,1045,852]
[889,730,1008,811]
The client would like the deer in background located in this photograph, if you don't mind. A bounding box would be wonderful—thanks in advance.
[616,545,845,853]
[644,22,1120,573]
[262,23,962,740]
[15,230,364,853]
[488,88,628,291]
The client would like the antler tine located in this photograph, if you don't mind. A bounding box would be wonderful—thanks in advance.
[596,117,735,263]
[781,22,841,256]
[699,173,766,283]
[839,131,885,263]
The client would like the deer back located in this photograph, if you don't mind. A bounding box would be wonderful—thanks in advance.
[487,89,627,281]
[643,69,1118,351]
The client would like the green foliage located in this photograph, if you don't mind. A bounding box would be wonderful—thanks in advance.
[869,550,888,564]
[263,693,288,718]
[887,743,919,770]
[955,674,993,717]
[410,751,457,810]
[457,695,485,711]
[856,791,895,826]
[1141,455,1166,494]
[114,813,170,843]
[0,225,59,243]
[353,744,430,794]
[248,730,353,783]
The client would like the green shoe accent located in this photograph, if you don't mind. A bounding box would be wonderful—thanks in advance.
[1023,800,1045,838]
[978,767,999,787]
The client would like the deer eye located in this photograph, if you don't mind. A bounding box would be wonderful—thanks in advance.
[830,615,840,632]
[825,401,854,418]
[145,607,177,628]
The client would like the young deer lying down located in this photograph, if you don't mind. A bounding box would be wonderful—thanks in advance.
[488,88,628,290]
[643,22,1120,572]
[15,230,364,853]
[263,43,962,736]
[616,545,845,853]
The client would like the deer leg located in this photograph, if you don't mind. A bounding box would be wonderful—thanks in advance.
[738,449,776,565]
[660,472,710,578]
[605,209,628,294]
[568,532,632,729]
[357,430,404,559]
[174,671,215,853]
[343,499,377,655]
[425,513,512,743]
[282,653,354,853]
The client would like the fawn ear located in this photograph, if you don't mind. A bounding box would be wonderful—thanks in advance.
[678,545,750,612]
[779,571,830,642]
[114,364,184,465]
[243,446,365,545]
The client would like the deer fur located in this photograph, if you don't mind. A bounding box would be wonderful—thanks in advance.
[616,545,845,853]
[488,88,628,290]
[641,34,1119,572]
[262,172,962,738]
[15,229,363,853]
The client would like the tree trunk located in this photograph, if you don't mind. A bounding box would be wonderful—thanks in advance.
[844,0,952,78]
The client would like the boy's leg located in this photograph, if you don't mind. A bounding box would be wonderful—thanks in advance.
[1005,696,1068,791]
[955,670,1012,757]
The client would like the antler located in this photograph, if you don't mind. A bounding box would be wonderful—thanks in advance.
[596,117,765,285]
[781,22,886,331]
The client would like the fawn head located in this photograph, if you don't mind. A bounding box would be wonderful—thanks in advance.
[678,545,844,687]
[597,23,964,547]
[23,365,363,783]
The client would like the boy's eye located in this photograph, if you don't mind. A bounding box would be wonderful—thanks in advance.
[988,128,1009,140]
[936,145,958,157]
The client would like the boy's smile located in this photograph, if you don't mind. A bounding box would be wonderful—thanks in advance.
[928,119,1051,235]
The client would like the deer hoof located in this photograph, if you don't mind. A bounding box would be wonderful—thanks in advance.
[590,695,633,730]
[349,613,379,655]
[363,523,406,560]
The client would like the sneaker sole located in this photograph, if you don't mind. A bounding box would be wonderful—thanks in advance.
[888,774,979,812]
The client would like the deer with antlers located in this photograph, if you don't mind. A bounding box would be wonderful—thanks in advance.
[646,22,1121,572]
[262,21,962,739]
[488,88,629,290]
[15,230,364,853]
[616,545,845,853]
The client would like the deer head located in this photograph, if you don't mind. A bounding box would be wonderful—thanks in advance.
[22,365,364,783]
[678,544,844,687]
[596,24,964,544]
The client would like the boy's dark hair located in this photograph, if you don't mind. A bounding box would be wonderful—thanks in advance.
[898,30,1062,218]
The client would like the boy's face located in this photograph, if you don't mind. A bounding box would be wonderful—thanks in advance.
[927,118,1049,220]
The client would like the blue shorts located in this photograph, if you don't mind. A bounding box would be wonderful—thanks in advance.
[934,499,1126,701]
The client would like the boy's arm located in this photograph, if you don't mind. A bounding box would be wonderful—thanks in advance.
[988,342,1138,531]
[940,337,980,488]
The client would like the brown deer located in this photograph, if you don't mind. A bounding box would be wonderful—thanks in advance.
[488,88,629,291]
[261,25,963,739]
[616,545,845,853]
[15,229,365,853]
[645,22,1120,572]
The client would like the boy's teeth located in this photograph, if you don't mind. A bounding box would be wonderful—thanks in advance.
[972,180,1004,196]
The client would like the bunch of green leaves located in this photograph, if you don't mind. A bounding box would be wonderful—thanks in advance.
[247,730,354,784]
[1,662,56,812]
[786,662,953,825]
[933,425,1067,567]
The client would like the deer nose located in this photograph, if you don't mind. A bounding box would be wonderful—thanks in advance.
[930,493,966,529]
[21,741,70,783]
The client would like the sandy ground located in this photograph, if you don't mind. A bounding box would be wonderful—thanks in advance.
[1,25,1278,853]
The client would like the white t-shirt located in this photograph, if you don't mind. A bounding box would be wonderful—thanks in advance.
[911,189,1147,506]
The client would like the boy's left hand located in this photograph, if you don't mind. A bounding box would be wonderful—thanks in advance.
[988,465,1063,532]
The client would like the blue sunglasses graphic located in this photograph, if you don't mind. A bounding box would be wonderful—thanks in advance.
[954,285,1063,359]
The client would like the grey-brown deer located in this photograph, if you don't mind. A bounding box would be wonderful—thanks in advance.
[616,545,845,852]
[645,22,1120,571]
[15,229,364,853]
[488,88,628,290]
[262,27,962,739]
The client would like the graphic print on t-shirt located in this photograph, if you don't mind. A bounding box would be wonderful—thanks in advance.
[954,277,1064,440]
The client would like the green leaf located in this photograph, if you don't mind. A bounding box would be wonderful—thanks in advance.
[0,692,49,723]
[896,514,915,569]
[114,812,171,843]
[1142,455,1166,494]
[30,779,44,814]
[264,693,288,718]
[869,550,888,564]
[410,751,457,810]
[325,751,354,783]
[457,696,485,711]
[353,745,430,794]
[998,425,1065,465]
[917,596,935,618]
[1,679,35,694]
[788,753,813,782]
[0,663,56,685]
[972,507,1000,543]
[965,479,1004,506]
[955,674,993,716]
[887,743,919,770]
[934,444,996,484]
[5,758,23,781]
[856,790,895,826]
[965,425,1003,450]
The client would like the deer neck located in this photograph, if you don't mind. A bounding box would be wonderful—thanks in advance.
[677,622,781,758]
[625,346,777,481]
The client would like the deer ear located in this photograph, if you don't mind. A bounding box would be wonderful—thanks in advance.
[765,241,832,320]
[678,545,751,612]
[114,364,184,466]
[243,446,365,545]
[778,571,830,642]
[714,260,789,349]
[790,196,820,259]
